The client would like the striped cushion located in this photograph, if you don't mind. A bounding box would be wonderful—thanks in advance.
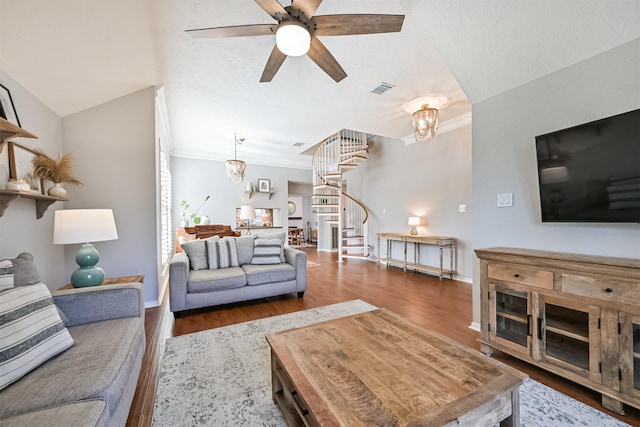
[251,238,284,265]
[206,238,239,269]
[0,283,75,391]
[0,259,13,290]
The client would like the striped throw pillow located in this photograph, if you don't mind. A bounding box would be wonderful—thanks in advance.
[206,238,239,269]
[251,238,284,265]
[0,283,75,390]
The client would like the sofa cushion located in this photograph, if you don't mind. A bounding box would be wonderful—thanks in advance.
[0,316,143,420]
[242,263,296,285]
[0,400,109,427]
[251,238,285,265]
[187,267,247,293]
[233,235,256,265]
[0,252,41,290]
[206,238,239,269]
[181,237,218,270]
[0,283,75,391]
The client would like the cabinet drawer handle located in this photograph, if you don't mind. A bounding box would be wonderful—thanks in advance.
[605,288,613,293]
[514,274,520,278]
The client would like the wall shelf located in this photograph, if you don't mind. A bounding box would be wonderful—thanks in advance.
[245,190,275,200]
[0,190,65,219]
[0,118,63,219]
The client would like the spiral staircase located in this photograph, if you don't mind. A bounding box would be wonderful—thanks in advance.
[312,129,369,262]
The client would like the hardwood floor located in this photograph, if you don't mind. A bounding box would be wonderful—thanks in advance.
[126,248,640,426]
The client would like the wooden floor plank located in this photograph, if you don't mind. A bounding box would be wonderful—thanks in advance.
[126,248,640,426]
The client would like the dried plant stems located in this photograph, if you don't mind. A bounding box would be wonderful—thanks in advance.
[32,150,83,186]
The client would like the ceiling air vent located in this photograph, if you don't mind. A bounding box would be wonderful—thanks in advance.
[371,82,395,95]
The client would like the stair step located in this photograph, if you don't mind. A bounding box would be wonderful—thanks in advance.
[338,163,358,170]
[343,244,367,249]
[341,253,370,260]
[313,184,340,190]
[312,194,340,199]
[342,156,367,163]
[342,236,364,240]
[312,203,338,207]
[326,220,339,224]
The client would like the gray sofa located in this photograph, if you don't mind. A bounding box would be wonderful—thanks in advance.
[169,234,307,315]
[0,282,145,427]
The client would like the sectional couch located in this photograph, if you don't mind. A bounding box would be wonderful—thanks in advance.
[0,253,145,427]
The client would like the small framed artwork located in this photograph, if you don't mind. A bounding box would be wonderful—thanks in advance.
[258,178,271,193]
[9,142,42,193]
[0,83,21,127]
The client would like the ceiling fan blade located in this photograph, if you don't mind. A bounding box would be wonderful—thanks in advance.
[314,14,405,36]
[254,0,288,21]
[292,0,323,19]
[307,37,347,82]
[260,45,287,82]
[186,24,277,38]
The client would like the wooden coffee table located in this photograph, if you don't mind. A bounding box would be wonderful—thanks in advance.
[266,309,527,426]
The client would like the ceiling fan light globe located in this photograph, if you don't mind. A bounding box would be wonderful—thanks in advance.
[276,21,310,56]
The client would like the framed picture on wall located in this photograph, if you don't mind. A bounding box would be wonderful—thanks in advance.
[0,83,21,127]
[258,178,271,193]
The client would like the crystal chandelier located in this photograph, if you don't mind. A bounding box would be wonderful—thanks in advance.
[226,133,246,184]
[412,104,439,142]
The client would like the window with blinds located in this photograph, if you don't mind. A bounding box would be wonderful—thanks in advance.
[160,151,172,264]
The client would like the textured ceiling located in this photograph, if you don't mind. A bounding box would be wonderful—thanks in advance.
[1,1,638,169]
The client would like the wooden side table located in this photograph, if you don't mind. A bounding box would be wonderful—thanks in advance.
[60,275,144,290]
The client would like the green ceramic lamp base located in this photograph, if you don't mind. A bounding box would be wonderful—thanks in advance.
[71,243,105,287]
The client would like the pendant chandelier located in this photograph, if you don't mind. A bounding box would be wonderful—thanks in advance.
[412,104,439,142]
[226,133,246,184]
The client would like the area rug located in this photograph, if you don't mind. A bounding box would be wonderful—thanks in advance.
[152,300,629,427]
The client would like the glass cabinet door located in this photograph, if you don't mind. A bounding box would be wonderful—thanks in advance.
[540,296,598,379]
[489,286,531,354]
[619,313,640,400]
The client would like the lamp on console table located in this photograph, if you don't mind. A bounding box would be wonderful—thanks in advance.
[240,205,256,235]
[53,209,118,287]
[408,216,421,236]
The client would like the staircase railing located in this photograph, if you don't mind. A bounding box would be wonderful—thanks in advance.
[312,129,369,261]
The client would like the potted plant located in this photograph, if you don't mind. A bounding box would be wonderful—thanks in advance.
[31,150,83,198]
[180,195,211,226]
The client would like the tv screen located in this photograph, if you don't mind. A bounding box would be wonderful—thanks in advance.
[535,108,640,223]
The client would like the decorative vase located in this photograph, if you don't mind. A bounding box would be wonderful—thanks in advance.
[200,215,211,225]
[6,180,22,191]
[48,182,67,198]
[180,220,189,227]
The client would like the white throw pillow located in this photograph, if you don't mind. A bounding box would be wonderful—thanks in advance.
[0,283,75,390]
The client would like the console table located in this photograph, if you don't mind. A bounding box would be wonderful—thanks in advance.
[377,233,455,280]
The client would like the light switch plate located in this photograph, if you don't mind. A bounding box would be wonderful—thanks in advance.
[497,193,513,207]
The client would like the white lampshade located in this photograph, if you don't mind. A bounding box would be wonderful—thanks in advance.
[239,205,256,220]
[276,21,311,56]
[408,216,421,226]
[53,209,118,245]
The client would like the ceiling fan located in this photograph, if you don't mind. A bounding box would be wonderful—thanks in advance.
[186,0,404,82]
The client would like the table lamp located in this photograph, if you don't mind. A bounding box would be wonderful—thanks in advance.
[408,216,421,236]
[240,205,256,235]
[53,209,118,287]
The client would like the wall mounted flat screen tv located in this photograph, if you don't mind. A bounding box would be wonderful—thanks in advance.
[535,108,640,223]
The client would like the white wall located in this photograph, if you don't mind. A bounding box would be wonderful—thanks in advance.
[343,125,473,281]
[62,87,159,304]
[471,39,640,324]
[0,70,67,288]
[171,156,312,235]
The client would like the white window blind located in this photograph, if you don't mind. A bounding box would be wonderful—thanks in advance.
[160,151,172,264]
